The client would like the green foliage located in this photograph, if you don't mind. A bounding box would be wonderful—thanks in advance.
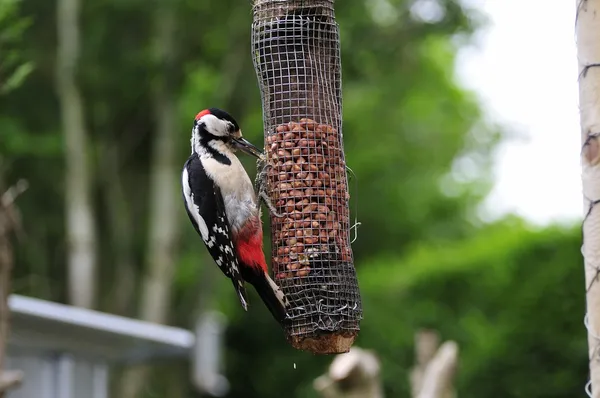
[0,0,585,397]
[358,219,586,398]
[0,0,33,94]
[337,1,499,260]
[224,220,585,398]
[0,117,61,157]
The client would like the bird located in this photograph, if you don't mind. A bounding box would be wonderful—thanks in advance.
[181,107,288,324]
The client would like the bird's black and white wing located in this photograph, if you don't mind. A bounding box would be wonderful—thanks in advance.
[181,155,249,310]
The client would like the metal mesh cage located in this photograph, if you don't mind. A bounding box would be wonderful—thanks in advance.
[251,0,362,354]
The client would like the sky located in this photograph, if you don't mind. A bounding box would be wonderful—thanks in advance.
[455,0,582,226]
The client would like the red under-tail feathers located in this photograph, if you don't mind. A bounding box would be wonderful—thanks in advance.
[234,216,268,273]
[233,216,288,324]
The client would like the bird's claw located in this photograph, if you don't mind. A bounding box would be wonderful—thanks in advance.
[260,191,285,218]
[255,158,285,218]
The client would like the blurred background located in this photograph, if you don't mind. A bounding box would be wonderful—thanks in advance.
[0,0,587,397]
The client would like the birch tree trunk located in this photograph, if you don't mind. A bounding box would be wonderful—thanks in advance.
[118,2,180,396]
[140,3,179,324]
[56,0,97,309]
[577,1,600,397]
[101,143,136,316]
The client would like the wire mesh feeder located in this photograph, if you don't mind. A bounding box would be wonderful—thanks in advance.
[251,0,363,354]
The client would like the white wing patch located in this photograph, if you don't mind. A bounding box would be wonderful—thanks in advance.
[182,168,210,243]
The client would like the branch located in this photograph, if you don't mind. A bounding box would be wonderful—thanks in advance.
[0,180,28,242]
[0,370,23,393]
[0,181,27,396]
[1,180,28,206]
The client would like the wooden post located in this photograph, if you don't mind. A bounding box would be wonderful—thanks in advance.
[576,1,600,396]
[410,329,440,398]
[0,180,27,396]
[410,330,458,398]
[313,347,383,398]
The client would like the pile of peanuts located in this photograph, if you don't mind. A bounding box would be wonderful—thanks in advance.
[266,118,352,280]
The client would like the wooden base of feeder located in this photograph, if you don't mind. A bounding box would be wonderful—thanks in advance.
[289,330,357,355]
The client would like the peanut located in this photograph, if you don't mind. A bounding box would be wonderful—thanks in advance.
[265,118,353,280]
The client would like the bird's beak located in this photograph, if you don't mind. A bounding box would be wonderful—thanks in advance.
[232,132,263,158]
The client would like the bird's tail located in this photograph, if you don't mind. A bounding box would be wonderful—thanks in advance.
[246,270,289,324]
[231,276,249,311]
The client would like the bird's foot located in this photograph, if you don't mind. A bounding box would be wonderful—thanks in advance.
[256,158,285,218]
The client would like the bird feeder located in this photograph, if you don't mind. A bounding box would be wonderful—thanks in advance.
[251,0,362,354]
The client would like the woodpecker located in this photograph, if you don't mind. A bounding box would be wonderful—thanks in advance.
[181,108,288,324]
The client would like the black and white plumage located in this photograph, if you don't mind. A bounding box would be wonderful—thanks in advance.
[181,108,289,324]
[182,156,248,309]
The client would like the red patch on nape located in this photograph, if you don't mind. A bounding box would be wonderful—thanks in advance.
[195,109,211,120]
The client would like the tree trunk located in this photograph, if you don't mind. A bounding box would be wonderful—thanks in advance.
[56,0,97,309]
[118,2,179,397]
[577,1,600,397]
[140,38,179,325]
[100,143,136,316]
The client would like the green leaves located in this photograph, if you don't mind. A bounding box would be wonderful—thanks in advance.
[0,117,61,157]
[0,0,33,94]
[1,61,33,94]
[357,220,586,397]
[0,1,583,398]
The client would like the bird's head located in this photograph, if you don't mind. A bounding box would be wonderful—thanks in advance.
[192,108,262,158]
